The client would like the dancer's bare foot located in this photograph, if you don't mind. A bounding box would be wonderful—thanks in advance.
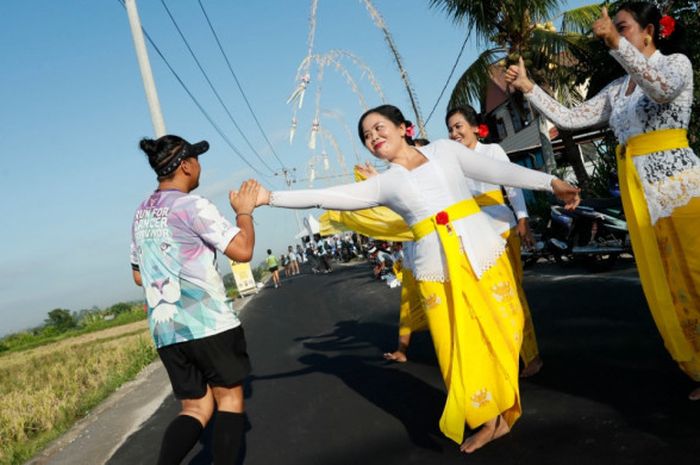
[689,387,700,401]
[459,415,510,454]
[383,350,407,363]
[520,355,543,378]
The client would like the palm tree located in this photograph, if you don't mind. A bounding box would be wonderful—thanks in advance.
[430,0,603,189]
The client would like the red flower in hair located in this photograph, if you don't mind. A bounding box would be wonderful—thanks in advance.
[478,124,490,139]
[659,15,676,38]
[405,124,416,138]
[435,211,449,225]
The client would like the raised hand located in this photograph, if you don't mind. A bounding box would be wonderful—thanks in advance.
[256,185,271,206]
[550,179,581,210]
[354,161,378,180]
[229,179,261,215]
[504,57,534,94]
[592,6,620,49]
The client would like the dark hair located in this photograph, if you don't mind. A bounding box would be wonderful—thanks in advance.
[445,105,480,128]
[615,2,685,55]
[357,104,415,146]
[413,138,431,147]
[267,249,272,254]
[139,135,187,181]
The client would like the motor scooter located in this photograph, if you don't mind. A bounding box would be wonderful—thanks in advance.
[542,194,631,271]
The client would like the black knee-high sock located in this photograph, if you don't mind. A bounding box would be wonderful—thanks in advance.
[213,411,245,465]
[157,414,203,465]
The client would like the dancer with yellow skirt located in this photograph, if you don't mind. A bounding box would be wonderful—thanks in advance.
[446,106,544,377]
[255,104,580,452]
[506,2,700,400]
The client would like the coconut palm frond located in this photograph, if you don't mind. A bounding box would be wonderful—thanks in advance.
[447,47,504,110]
[560,3,602,34]
[511,0,565,24]
[429,0,505,44]
[529,28,590,65]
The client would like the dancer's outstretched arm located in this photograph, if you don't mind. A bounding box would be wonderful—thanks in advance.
[505,57,614,130]
[489,144,529,221]
[256,176,381,211]
[445,140,580,209]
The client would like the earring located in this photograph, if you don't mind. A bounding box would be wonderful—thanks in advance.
[644,35,652,46]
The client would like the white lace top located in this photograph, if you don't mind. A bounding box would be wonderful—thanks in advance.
[469,142,529,235]
[525,37,699,224]
[269,139,554,281]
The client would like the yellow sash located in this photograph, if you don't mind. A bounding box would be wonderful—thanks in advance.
[474,189,506,207]
[616,128,692,360]
[410,199,480,241]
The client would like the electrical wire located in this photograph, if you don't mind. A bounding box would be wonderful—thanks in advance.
[160,0,275,174]
[115,0,277,182]
[198,0,286,170]
[424,32,470,126]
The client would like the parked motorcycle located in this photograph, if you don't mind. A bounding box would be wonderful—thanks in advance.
[523,196,631,272]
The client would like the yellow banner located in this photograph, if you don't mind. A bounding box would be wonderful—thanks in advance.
[229,261,258,297]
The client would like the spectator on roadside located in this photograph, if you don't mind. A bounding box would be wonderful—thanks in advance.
[296,244,306,264]
[316,239,333,273]
[280,253,290,278]
[288,245,300,275]
[305,242,320,274]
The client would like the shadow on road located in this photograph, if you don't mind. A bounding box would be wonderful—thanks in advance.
[251,318,446,451]
[521,259,700,444]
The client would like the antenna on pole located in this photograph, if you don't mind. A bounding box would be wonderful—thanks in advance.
[125,0,166,137]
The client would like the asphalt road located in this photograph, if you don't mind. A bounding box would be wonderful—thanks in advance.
[106,258,700,465]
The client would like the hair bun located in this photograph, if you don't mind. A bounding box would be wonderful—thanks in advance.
[139,138,159,157]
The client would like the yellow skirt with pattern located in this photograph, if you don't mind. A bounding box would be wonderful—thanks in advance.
[502,228,540,365]
[398,268,428,337]
[397,229,540,367]
[654,196,700,381]
[417,251,523,443]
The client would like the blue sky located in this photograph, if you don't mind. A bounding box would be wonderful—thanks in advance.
[0,0,590,335]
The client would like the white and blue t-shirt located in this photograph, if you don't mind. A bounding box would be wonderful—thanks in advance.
[130,189,241,348]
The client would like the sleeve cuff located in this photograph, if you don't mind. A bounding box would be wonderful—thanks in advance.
[219,226,241,253]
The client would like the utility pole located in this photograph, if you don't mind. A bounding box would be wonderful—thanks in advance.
[125,0,166,137]
[276,168,302,232]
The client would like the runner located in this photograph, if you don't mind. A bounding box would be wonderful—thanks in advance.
[130,134,259,464]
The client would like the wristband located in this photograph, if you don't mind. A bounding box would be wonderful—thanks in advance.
[236,212,253,220]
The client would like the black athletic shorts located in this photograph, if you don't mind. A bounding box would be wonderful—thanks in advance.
[157,326,251,399]
[269,266,278,272]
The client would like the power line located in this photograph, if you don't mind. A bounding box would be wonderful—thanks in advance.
[159,0,275,174]
[197,0,286,170]
[115,0,277,182]
[424,32,470,126]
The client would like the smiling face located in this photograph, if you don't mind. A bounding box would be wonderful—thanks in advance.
[447,112,479,149]
[360,112,408,161]
[614,9,655,53]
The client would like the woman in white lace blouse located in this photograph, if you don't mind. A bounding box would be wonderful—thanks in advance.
[505,2,700,400]
[255,105,580,452]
